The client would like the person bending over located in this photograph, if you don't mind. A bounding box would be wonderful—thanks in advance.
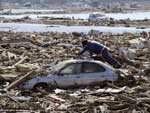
[78,40,121,68]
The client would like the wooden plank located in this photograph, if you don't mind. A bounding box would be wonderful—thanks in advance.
[5,71,33,90]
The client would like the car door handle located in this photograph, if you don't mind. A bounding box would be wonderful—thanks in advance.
[76,76,80,78]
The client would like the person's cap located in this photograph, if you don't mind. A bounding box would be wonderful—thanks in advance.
[82,40,88,46]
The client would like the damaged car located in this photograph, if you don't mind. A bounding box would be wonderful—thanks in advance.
[20,59,133,91]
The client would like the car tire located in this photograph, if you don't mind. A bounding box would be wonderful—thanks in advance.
[33,83,49,92]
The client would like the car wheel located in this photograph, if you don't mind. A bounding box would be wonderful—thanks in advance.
[33,83,49,92]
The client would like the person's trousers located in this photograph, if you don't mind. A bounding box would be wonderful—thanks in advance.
[102,48,121,68]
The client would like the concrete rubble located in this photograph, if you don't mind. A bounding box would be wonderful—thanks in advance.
[0,30,150,113]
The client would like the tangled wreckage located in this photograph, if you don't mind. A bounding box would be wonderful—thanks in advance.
[0,31,150,113]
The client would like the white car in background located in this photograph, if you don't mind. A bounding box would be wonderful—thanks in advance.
[20,59,131,91]
[88,13,109,22]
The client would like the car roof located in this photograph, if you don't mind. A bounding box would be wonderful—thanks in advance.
[61,59,114,69]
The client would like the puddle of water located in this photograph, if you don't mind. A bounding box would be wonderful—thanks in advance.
[1,11,150,20]
[0,23,150,33]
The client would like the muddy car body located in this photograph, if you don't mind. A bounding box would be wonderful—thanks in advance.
[20,60,119,90]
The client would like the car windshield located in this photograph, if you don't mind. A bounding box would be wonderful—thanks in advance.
[49,61,67,74]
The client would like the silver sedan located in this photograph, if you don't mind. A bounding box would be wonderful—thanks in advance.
[20,59,119,91]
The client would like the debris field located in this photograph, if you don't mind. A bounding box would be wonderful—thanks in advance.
[0,31,150,113]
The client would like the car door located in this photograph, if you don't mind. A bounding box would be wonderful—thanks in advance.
[54,63,82,88]
[76,62,107,86]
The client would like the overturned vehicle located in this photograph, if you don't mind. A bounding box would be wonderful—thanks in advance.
[20,59,135,91]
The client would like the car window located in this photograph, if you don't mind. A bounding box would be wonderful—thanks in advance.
[59,63,82,75]
[83,62,106,73]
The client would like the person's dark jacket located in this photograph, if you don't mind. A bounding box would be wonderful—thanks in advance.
[79,41,106,56]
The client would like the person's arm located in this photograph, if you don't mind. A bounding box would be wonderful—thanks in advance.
[78,47,88,56]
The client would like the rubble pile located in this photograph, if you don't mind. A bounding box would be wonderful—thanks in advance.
[0,31,150,113]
